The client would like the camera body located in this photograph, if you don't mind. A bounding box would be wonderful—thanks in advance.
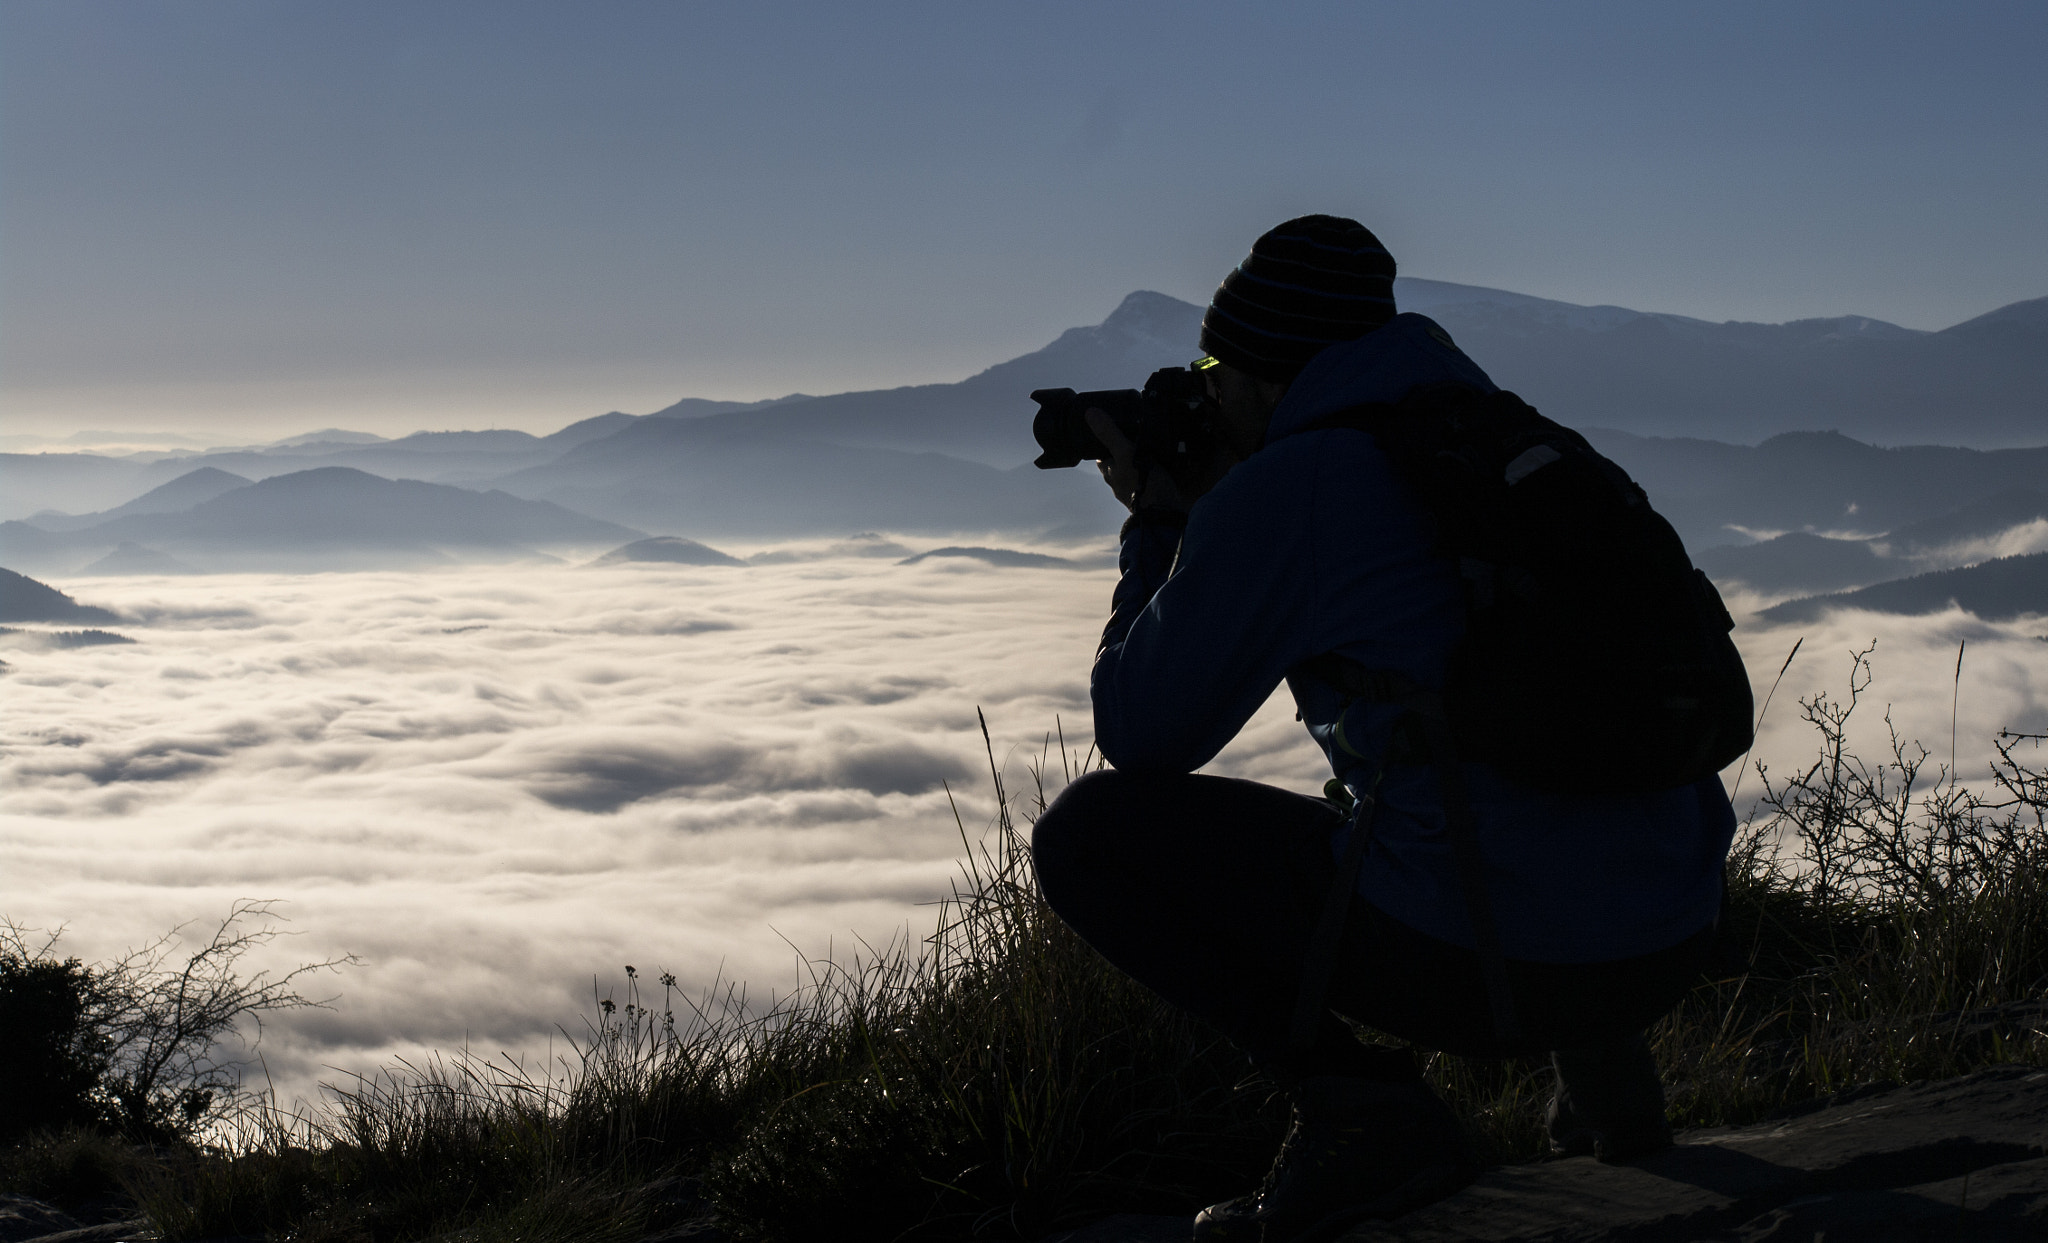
[1030,365,1216,470]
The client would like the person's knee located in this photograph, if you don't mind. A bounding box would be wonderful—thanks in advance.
[1030,769,1124,900]
[1031,767,1190,908]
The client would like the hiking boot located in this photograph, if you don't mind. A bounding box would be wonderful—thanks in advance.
[1193,1076,1475,1243]
[1546,1032,1672,1163]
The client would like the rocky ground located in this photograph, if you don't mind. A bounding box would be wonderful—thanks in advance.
[0,1200,155,1243]
[1046,1065,2048,1243]
[5,1066,2042,1243]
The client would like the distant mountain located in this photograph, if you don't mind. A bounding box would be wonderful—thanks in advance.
[6,280,2043,545]
[645,394,810,419]
[0,567,119,623]
[1940,295,2048,353]
[1398,277,1933,342]
[540,412,643,452]
[1691,487,2048,598]
[6,467,642,573]
[648,290,1207,467]
[896,546,1079,569]
[164,467,637,547]
[0,452,160,521]
[268,428,388,447]
[1760,552,2048,624]
[667,281,2046,466]
[1589,430,2048,554]
[0,406,815,521]
[1879,488,2048,556]
[79,542,203,575]
[345,429,544,455]
[124,434,563,490]
[0,522,70,572]
[495,419,1122,539]
[476,285,2048,542]
[1695,532,1892,594]
[28,466,252,532]
[590,536,744,567]
[743,533,916,563]
[1403,281,2048,447]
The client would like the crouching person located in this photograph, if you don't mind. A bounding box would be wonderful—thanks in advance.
[1031,216,1742,1241]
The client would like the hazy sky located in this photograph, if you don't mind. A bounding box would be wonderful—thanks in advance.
[5,1,2045,437]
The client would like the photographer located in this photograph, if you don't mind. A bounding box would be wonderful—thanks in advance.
[1030,216,1738,1240]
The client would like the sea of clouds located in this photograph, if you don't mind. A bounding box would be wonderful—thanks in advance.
[2,549,2043,1114]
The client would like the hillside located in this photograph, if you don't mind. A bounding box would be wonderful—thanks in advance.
[1882,487,2048,555]
[1760,551,2048,624]
[0,567,120,623]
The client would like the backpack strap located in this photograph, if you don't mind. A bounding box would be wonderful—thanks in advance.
[1288,766,1384,1058]
[1294,652,1427,704]
[1411,705,1523,1049]
[1295,652,1524,1051]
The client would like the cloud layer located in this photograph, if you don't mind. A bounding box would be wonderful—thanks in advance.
[3,555,2042,1112]
[0,551,1311,1109]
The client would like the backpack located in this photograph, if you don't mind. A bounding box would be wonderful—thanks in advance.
[1287,383,1754,797]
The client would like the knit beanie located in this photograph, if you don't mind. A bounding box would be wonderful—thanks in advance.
[1199,215,1397,382]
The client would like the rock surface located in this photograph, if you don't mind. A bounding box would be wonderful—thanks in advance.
[0,1196,80,1243]
[0,1197,151,1243]
[1041,1065,2048,1243]
[10,1225,155,1243]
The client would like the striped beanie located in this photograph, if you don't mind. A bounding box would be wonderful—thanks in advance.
[1199,215,1397,382]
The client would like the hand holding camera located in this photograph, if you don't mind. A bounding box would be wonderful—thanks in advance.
[1032,362,1242,514]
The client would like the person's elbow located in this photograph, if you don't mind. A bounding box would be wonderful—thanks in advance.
[1091,682,1212,775]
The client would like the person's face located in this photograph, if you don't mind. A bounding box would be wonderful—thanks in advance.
[1201,361,1288,460]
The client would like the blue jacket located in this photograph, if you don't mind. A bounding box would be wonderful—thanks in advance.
[1091,314,1735,964]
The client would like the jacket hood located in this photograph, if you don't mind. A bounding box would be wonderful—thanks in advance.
[1264,313,1501,445]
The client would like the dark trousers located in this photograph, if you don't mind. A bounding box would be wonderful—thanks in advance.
[1030,769,1712,1080]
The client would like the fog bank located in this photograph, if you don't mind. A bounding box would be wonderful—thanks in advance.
[2,556,2040,1112]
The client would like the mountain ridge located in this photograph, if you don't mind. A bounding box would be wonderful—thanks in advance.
[1,467,645,574]
[1760,551,2048,625]
[3,279,2042,552]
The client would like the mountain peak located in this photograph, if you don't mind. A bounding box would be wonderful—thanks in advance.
[1939,295,2048,348]
[1100,290,1203,347]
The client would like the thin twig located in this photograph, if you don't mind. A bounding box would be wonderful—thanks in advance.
[1731,635,1803,804]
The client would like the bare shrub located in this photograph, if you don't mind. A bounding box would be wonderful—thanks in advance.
[0,900,356,1142]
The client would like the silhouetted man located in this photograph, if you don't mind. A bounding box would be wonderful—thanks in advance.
[1031,215,1736,1241]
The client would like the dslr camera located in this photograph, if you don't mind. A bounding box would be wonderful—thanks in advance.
[1029,361,1220,470]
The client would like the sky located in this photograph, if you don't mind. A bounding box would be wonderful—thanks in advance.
[4,1,2046,440]
[5,550,2040,1115]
